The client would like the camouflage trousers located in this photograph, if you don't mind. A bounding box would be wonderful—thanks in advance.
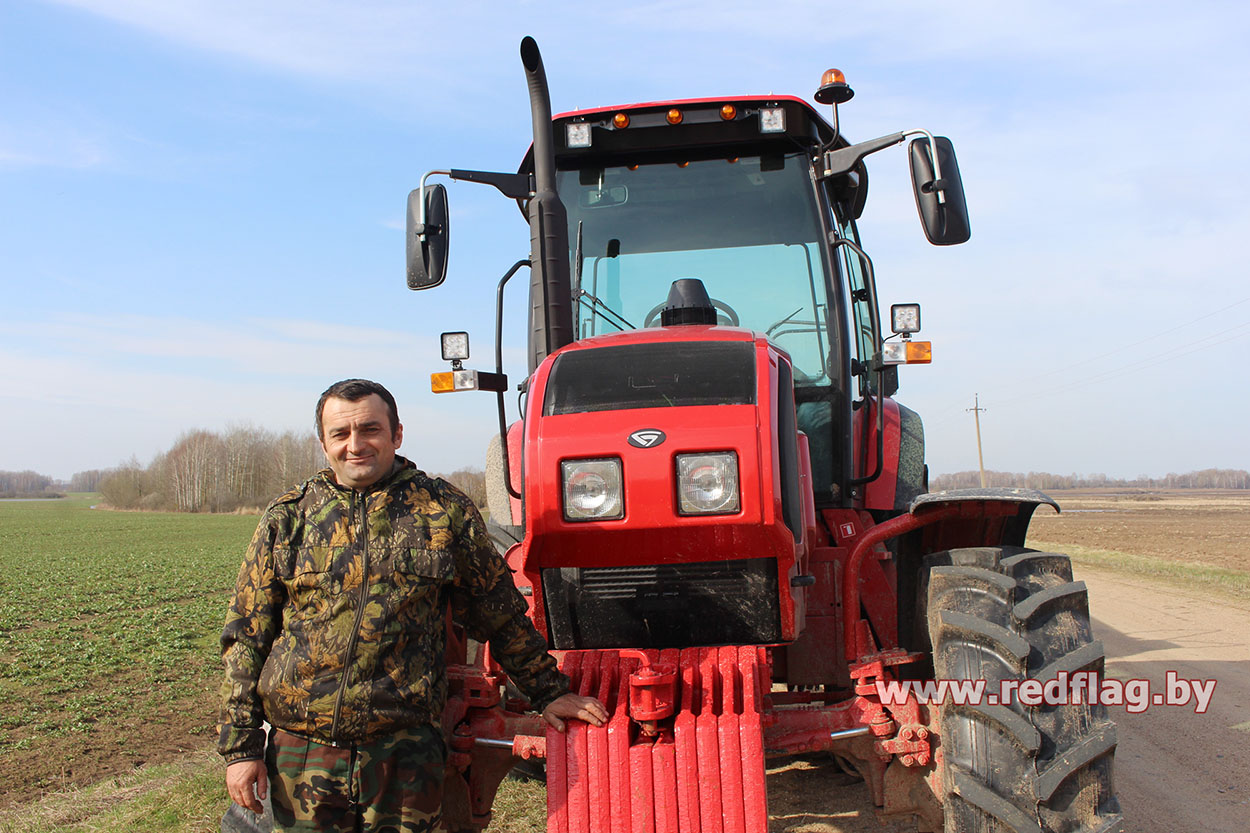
[266,725,446,833]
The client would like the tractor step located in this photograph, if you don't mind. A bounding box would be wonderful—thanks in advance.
[547,646,769,833]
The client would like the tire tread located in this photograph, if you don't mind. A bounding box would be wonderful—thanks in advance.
[927,547,1123,833]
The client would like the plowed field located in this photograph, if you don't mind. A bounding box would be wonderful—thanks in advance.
[1025,488,1250,571]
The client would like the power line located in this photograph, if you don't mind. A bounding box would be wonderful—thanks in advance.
[997,320,1250,406]
[993,295,1250,395]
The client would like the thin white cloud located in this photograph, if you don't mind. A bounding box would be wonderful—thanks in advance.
[3,312,417,374]
[0,126,109,170]
[47,1,1245,87]
[46,0,462,83]
[0,344,496,479]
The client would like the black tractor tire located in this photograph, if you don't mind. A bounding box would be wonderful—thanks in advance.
[925,546,1123,833]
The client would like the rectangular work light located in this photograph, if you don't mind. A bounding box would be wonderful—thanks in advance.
[441,331,470,361]
[566,123,592,148]
[760,108,786,133]
[890,304,921,335]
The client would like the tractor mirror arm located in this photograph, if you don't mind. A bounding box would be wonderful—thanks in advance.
[819,132,906,179]
[820,129,947,191]
[449,169,535,200]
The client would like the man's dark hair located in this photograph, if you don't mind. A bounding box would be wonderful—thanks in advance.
[315,379,400,440]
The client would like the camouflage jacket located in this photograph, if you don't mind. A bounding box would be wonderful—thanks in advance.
[217,458,568,763]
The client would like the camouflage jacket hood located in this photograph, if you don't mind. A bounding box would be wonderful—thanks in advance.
[218,457,567,762]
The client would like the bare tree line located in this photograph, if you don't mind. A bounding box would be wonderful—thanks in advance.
[0,470,61,498]
[91,427,490,514]
[69,469,111,492]
[931,468,1250,491]
[98,427,326,512]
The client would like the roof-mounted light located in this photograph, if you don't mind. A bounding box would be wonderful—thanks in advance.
[814,68,854,105]
[566,122,592,148]
[666,108,683,125]
[720,104,737,121]
[612,112,630,129]
[760,107,786,133]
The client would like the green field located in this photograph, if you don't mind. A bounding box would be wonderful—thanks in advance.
[0,496,255,826]
[0,496,548,833]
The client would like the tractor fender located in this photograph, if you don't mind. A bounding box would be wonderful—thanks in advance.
[842,488,1062,661]
[908,487,1059,549]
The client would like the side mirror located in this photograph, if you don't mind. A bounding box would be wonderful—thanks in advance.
[909,136,970,246]
[406,184,449,289]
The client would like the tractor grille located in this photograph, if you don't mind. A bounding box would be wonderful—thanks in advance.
[542,557,781,649]
[580,561,763,600]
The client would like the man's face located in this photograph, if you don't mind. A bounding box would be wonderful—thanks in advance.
[319,394,403,490]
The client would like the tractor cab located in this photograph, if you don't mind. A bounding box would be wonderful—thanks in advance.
[413,89,967,509]
[548,97,849,504]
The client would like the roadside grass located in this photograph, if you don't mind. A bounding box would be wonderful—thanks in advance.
[0,750,546,833]
[0,751,226,833]
[1028,538,1250,600]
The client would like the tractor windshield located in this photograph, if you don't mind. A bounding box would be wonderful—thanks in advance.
[560,151,833,383]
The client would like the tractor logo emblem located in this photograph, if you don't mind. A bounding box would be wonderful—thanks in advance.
[627,429,666,448]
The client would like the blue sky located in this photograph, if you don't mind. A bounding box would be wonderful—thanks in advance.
[2,0,1248,482]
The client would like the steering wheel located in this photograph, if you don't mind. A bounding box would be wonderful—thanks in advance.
[643,297,740,328]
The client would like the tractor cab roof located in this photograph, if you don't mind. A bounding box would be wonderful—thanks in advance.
[519,95,852,174]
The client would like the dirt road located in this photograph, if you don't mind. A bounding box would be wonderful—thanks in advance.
[767,566,1250,832]
[1079,566,1250,833]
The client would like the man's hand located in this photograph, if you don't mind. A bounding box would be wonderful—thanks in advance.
[225,759,268,815]
[542,692,609,732]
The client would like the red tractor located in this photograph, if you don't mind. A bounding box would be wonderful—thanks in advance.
[409,38,1122,833]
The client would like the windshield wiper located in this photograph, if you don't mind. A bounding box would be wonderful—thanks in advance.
[573,221,635,332]
[576,289,635,331]
[766,307,805,337]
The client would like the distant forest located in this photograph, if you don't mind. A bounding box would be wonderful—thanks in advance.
[0,469,65,499]
[930,468,1250,491]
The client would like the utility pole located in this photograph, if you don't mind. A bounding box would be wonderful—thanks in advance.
[968,394,987,488]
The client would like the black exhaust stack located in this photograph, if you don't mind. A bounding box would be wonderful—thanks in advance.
[520,37,574,373]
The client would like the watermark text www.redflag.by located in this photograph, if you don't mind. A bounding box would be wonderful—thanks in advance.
[875,671,1216,714]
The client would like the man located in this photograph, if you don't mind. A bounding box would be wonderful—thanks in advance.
[219,379,606,831]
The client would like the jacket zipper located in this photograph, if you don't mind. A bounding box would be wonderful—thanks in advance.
[330,490,371,742]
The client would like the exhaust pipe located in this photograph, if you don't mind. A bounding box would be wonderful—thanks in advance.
[520,36,574,373]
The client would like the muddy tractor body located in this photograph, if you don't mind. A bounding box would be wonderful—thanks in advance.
[411,39,1121,833]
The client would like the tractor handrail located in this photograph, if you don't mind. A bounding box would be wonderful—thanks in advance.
[495,260,530,501]
[843,504,961,661]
